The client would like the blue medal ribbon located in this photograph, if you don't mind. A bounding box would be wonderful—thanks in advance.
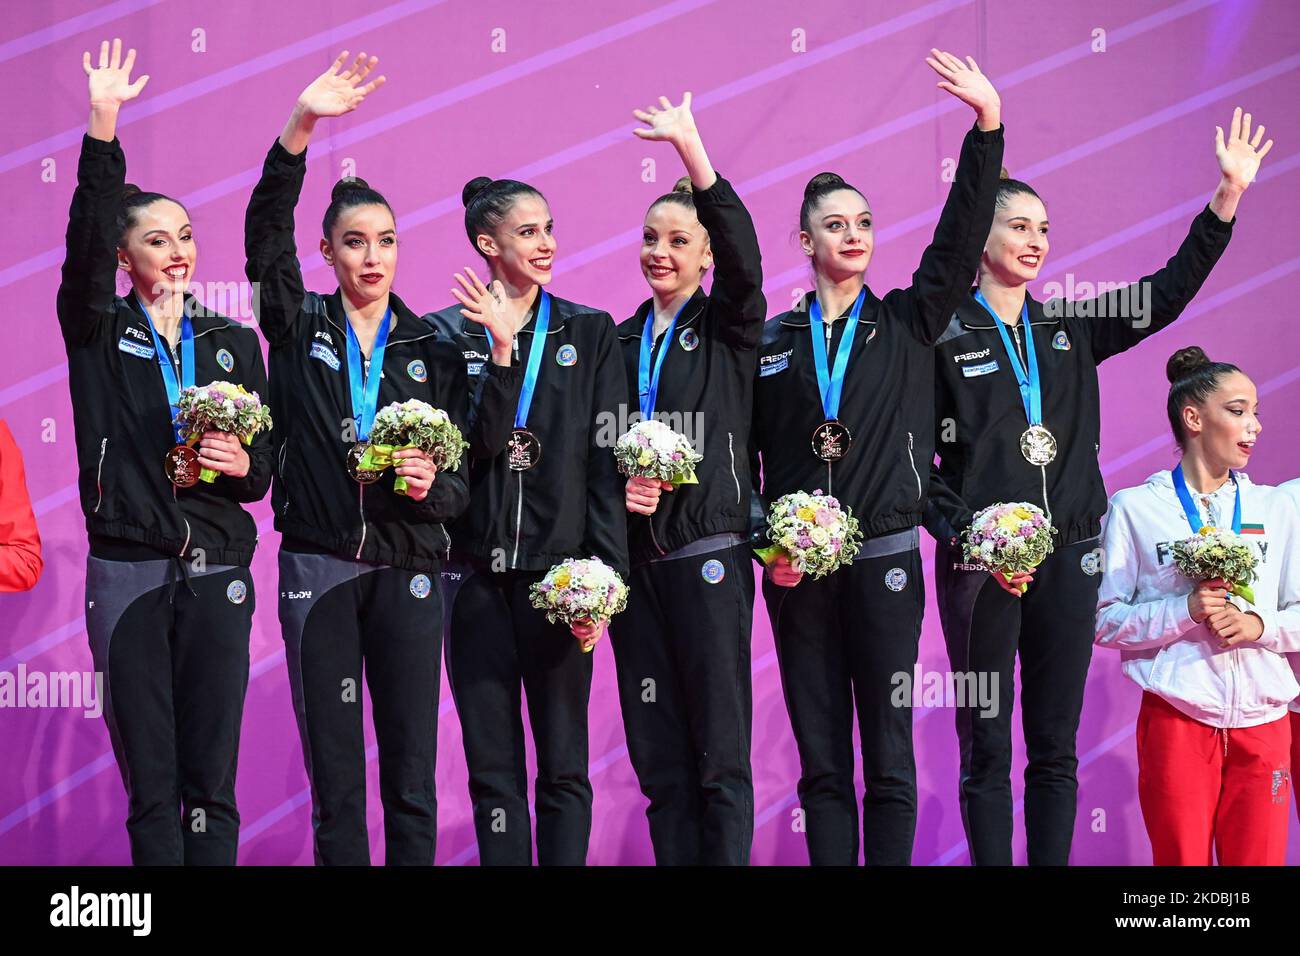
[132,294,194,443]
[486,291,551,429]
[808,288,866,421]
[974,290,1042,428]
[637,297,691,419]
[1172,463,1241,534]
[345,305,393,442]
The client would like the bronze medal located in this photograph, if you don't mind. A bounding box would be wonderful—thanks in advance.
[164,444,200,488]
[811,420,852,462]
[1020,424,1057,466]
[507,429,542,471]
[347,441,383,484]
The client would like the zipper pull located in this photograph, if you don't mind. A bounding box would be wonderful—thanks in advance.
[824,319,833,344]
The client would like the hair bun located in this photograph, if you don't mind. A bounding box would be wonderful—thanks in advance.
[122,183,142,200]
[462,176,493,207]
[331,176,373,203]
[998,166,1011,180]
[1166,346,1211,384]
[671,176,694,195]
[803,172,846,199]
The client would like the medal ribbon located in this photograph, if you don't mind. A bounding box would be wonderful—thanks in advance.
[808,288,866,422]
[638,297,691,419]
[1172,463,1242,534]
[132,293,194,443]
[974,290,1042,429]
[345,305,393,442]
[486,291,551,429]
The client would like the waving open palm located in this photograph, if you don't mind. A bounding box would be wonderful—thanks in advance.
[1216,107,1273,189]
[297,50,386,119]
[83,38,149,109]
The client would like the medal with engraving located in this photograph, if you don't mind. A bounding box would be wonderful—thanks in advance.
[808,289,866,461]
[973,290,1055,466]
[130,293,199,488]
[345,306,393,483]
[164,444,200,488]
[487,292,552,472]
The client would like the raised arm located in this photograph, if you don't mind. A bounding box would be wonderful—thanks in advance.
[901,51,1005,346]
[633,92,766,351]
[56,39,149,349]
[245,51,386,348]
[1085,108,1272,363]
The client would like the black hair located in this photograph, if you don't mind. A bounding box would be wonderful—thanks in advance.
[322,176,393,240]
[799,172,866,234]
[1166,346,1243,448]
[995,166,1044,212]
[462,176,546,254]
[116,184,189,246]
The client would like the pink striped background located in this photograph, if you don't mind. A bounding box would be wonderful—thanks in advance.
[2,0,1298,864]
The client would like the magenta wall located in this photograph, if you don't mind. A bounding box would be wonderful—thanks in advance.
[2,0,1299,865]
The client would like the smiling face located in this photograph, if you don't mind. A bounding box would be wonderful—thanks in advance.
[1182,370,1262,470]
[641,200,712,300]
[982,193,1050,286]
[320,203,398,308]
[800,188,872,281]
[475,193,555,288]
[117,199,195,299]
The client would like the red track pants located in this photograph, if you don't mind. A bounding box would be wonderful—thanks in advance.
[1137,692,1291,866]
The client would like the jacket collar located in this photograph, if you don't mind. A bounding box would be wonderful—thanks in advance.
[126,290,232,338]
[458,289,568,339]
[778,286,880,328]
[323,289,439,345]
[618,286,708,340]
[957,289,1057,330]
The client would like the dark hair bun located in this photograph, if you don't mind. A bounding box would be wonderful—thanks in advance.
[122,183,142,200]
[462,176,493,207]
[999,166,1011,180]
[331,176,373,203]
[1166,346,1212,384]
[804,172,846,198]
[671,176,693,194]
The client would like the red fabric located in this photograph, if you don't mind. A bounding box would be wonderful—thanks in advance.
[0,420,42,592]
[1137,692,1291,866]
[1292,711,1300,823]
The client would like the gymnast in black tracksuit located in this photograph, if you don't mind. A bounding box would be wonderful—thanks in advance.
[607,93,766,866]
[61,42,273,865]
[430,174,628,866]
[750,51,1004,866]
[244,53,514,865]
[923,106,1270,866]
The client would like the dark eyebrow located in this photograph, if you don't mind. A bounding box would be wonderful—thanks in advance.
[142,226,192,239]
[341,229,396,238]
[516,219,554,231]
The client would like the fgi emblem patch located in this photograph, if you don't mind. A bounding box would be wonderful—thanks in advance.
[216,348,234,372]
[556,344,578,366]
[679,329,700,351]
[407,360,427,382]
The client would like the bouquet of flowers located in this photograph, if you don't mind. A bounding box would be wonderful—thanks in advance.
[362,399,468,495]
[1172,527,1259,605]
[174,381,274,483]
[754,490,863,579]
[962,501,1055,593]
[614,419,701,486]
[529,557,629,651]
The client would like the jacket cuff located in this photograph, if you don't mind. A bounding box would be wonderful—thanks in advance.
[968,122,1005,144]
[691,173,736,206]
[81,133,122,155]
[268,138,307,168]
[1251,606,1279,650]
[1199,202,1237,231]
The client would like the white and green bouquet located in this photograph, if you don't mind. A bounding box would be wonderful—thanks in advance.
[754,490,863,579]
[614,419,701,486]
[1172,527,1260,605]
[962,501,1055,593]
[362,399,468,495]
[174,381,273,483]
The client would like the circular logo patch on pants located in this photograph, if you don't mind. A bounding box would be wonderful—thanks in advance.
[884,567,908,592]
[1080,551,1101,576]
[701,559,725,584]
[226,580,248,604]
[410,574,432,598]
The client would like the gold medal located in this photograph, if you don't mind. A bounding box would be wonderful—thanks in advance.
[1020,424,1057,466]
[507,429,542,471]
[164,444,200,488]
[347,442,383,484]
[811,420,852,462]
